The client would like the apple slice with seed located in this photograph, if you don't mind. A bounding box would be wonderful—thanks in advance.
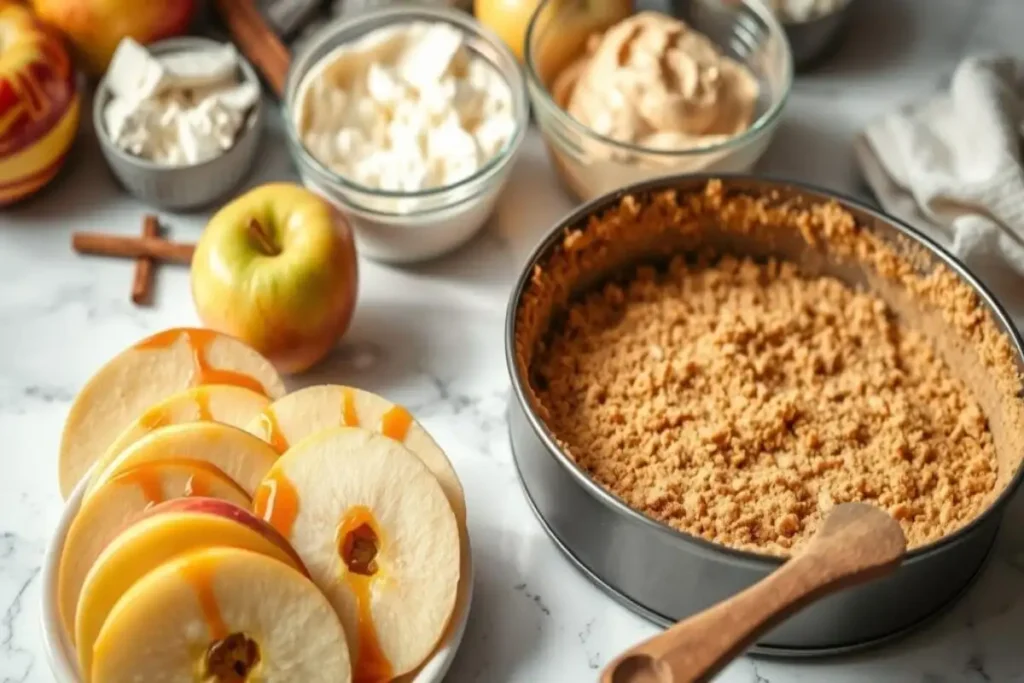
[74,498,306,677]
[244,384,465,526]
[86,421,280,499]
[59,327,285,498]
[57,458,249,643]
[90,547,351,683]
[254,426,459,679]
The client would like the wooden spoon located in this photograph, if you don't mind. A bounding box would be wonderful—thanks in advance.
[602,502,906,683]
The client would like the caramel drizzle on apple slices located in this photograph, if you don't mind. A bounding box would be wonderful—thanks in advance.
[253,471,300,538]
[195,388,214,422]
[178,557,230,642]
[380,405,412,442]
[138,407,170,432]
[338,506,393,683]
[112,460,233,507]
[112,464,166,506]
[253,409,289,454]
[134,329,270,397]
[342,388,359,427]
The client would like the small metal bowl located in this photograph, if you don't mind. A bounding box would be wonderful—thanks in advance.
[672,0,858,72]
[92,37,264,211]
[779,0,858,71]
[505,174,1024,655]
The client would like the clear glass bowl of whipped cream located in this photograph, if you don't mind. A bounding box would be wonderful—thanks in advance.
[525,0,792,202]
[284,6,528,264]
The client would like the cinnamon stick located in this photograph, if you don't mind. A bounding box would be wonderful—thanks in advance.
[72,232,195,264]
[132,215,160,306]
[215,0,291,97]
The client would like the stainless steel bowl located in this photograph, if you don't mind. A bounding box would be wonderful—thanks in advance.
[672,0,858,72]
[504,174,1024,655]
[93,37,264,211]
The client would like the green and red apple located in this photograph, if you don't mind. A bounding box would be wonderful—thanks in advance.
[30,0,196,75]
[0,1,79,205]
[191,183,359,374]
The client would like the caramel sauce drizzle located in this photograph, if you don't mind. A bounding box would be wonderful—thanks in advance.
[134,329,269,397]
[194,388,213,421]
[337,507,393,683]
[112,459,244,506]
[253,470,299,538]
[253,409,289,454]
[342,387,359,427]
[380,405,412,442]
[113,464,165,506]
[138,407,169,432]
[179,556,229,641]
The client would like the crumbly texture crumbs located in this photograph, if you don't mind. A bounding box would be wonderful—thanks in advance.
[517,181,1024,556]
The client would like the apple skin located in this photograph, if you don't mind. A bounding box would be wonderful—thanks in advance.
[30,0,195,75]
[474,0,542,62]
[137,497,309,577]
[0,1,79,206]
[191,183,359,375]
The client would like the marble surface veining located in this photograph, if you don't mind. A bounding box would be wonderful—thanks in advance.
[3,0,1024,681]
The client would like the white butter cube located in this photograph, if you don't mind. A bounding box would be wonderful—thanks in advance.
[159,44,239,91]
[366,64,402,109]
[106,38,168,100]
[198,81,260,114]
[395,23,464,92]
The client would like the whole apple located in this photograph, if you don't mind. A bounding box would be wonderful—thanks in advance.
[0,1,79,205]
[31,0,196,75]
[192,183,359,374]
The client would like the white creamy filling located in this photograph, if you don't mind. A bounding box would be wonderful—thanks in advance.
[102,38,258,166]
[294,21,516,194]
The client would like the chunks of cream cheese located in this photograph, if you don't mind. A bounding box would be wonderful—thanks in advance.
[294,22,516,193]
[102,38,259,166]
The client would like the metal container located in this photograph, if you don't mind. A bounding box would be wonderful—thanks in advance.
[671,0,858,72]
[504,174,1024,655]
[93,37,264,211]
[780,0,858,71]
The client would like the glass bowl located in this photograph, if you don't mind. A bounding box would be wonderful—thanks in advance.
[283,6,529,265]
[525,0,793,202]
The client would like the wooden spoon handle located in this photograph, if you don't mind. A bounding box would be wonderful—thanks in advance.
[215,0,291,97]
[603,504,906,683]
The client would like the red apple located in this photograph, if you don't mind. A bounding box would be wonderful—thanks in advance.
[0,1,79,205]
[191,183,359,374]
[30,0,196,75]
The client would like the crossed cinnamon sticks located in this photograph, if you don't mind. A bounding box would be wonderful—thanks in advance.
[72,215,196,306]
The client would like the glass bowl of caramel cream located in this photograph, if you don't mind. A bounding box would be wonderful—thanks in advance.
[525,0,792,201]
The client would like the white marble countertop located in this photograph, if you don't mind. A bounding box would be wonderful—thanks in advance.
[4,0,1024,681]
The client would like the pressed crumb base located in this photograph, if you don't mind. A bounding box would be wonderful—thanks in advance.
[533,256,996,553]
[516,181,1024,556]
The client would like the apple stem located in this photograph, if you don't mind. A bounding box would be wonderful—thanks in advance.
[248,218,281,257]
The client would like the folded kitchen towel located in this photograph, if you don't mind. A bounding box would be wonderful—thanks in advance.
[855,55,1024,322]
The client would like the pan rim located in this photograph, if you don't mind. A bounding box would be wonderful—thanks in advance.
[503,172,1024,569]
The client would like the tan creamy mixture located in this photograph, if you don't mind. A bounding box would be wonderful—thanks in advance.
[517,183,1024,556]
[551,12,759,150]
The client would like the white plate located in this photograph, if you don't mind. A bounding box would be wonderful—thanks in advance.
[40,478,473,682]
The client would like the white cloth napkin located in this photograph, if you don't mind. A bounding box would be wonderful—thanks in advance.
[855,56,1024,321]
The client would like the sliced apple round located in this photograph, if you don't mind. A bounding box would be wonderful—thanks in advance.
[255,426,459,679]
[245,384,465,525]
[59,327,286,499]
[85,421,280,499]
[75,498,307,677]
[91,547,351,683]
[58,458,250,643]
[93,384,271,483]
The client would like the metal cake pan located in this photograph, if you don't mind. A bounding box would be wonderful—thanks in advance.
[504,174,1024,654]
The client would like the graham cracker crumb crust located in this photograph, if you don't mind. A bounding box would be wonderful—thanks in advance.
[515,180,1024,555]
